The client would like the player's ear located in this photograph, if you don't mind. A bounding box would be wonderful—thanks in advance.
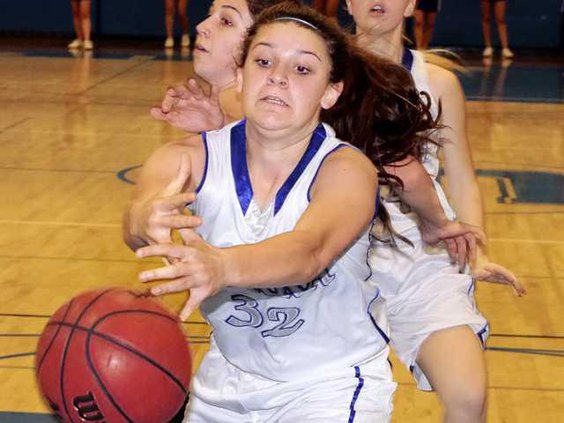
[321,81,343,110]
[405,0,417,17]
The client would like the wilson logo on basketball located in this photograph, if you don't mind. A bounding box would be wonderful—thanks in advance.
[73,392,105,421]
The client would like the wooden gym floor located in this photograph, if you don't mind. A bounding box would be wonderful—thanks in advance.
[0,44,562,422]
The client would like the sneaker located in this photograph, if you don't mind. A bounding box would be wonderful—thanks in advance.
[83,40,94,50]
[502,48,514,58]
[482,46,493,57]
[164,37,174,48]
[181,34,190,48]
[68,39,82,49]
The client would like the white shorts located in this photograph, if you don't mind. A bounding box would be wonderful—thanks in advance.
[370,240,489,391]
[183,340,396,422]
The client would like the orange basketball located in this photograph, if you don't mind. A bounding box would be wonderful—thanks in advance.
[35,288,191,422]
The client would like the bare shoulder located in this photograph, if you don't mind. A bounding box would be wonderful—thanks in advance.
[426,62,463,100]
[148,134,204,165]
[313,144,378,194]
[325,144,376,174]
[138,134,206,189]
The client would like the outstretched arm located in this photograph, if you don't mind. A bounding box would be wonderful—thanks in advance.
[428,64,525,295]
[387,157,486,269]
[136,147,379,319]
[122,136,206,251]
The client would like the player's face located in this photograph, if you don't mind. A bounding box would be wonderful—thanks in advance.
[194,0,254,87]
[240,22,342,133]
[346,0,416,36]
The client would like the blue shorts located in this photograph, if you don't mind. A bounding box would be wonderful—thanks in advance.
[416,0,441,13]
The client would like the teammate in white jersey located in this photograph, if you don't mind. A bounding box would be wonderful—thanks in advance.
[345,1,526,422]
[150,0,294,134]
[124,3,470,421]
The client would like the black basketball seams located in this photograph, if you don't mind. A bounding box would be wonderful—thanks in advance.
[38,289,190,422]
[59,288,117,422]
[36,299,73,373]
[90,309,189,393]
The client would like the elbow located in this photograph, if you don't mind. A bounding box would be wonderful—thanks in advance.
[299,239,335,283]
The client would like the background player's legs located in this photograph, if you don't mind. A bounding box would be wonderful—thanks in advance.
[417,326,487,423]
[494,1,513,57]
[324,0,340,21]
[314,0,340,21]
[414,10,437,49]
[422,11,437,49]
[480,1,493,56]
[177,0,190,47]
[165,0,176,47]
[71,1,83,40]
[69,1,83,48]
[79,1,92,49]
[413,9,425,49]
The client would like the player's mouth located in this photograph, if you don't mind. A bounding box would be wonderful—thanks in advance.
[261,95,288,107]
[370,4,385,15]
[194,43,208,53]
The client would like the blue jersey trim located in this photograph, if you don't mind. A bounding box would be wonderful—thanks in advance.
[401,48,414,71]
[275,123,326,215]
[195,132,209,194]
[231,121,254,215]
[367,290,390,344]
[306,143,348,202]
[348,366,365,422]
[231,121,327,216]
[476,323,489,347]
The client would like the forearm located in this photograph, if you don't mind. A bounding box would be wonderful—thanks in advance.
[122,206,149,252]
[222,231,328,288]
[387,159,449,227]
[449,182,488,257]
[449,181,484,229]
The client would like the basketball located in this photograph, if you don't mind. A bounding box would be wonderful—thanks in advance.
[35,288,192,423]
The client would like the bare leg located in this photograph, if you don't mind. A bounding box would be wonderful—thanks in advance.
[417,326,487,423]
[165,0,175,39]
[494,1,509,49]
[423,12,437,49]
[480,1,492,48]
[414,10,425,49]
[314,0,326,14]
[71,1,83,40]
[177,0,189,34]
[79,1,92,42]
[325,0,340,20]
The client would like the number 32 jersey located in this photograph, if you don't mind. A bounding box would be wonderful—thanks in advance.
[191,120,389,382]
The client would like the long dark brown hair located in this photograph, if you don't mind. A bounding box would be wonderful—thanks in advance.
[240,2,441,243]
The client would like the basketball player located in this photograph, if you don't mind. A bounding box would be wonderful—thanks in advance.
[127,4,454,420]
[345,1,525,421]
[481,0,514,58]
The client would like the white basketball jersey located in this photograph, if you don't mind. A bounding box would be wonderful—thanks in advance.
[383,49,456,238]
[190,120,389,381]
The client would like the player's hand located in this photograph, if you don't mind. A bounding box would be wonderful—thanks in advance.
[419,220,486,271]
[136,229,226,321]
[472,256,527,296]
[150,78,225,133]
[131,154,201,246]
